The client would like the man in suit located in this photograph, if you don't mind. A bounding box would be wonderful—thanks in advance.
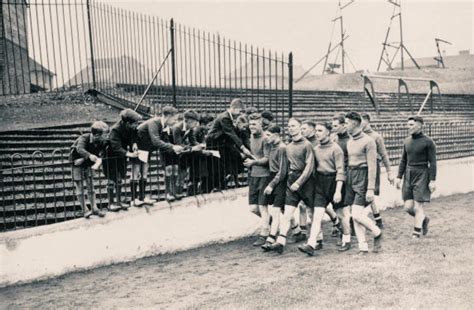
[206,98,252,190]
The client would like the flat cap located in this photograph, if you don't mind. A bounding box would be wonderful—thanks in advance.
[408,115,424,124]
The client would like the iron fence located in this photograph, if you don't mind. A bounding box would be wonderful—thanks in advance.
[1,120,473,232]
[0,143,248,231]
[1,0,292,128]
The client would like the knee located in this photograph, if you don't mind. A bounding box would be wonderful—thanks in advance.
[351,208,363,222]
[404,201,415,213]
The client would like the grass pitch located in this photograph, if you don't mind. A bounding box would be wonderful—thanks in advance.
[1,192,473,309]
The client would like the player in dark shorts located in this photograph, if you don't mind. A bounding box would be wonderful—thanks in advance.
[301,121,341,239]
[296,120,318,240]
[332,113,352,251]
[260,125,288,251]
[345,112,382,254]
[396,116,436,238]
[298,121,345,256]
[244,113,272,247]
[267,118,315,254]
[361,113,394,229]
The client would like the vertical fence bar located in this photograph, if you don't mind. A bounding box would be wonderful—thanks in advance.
[288,52,293,118]
[170,18,177,108]
[13,1,26,93]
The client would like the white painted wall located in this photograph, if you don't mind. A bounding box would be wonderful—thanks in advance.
[0,157,472,287]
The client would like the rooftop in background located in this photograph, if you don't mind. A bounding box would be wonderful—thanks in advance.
[394,50,474,70]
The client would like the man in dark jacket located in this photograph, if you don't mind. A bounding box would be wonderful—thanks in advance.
[136,106,183,202]
[206,98,252,190]
[70,121,109,218]
[103,109,142,211]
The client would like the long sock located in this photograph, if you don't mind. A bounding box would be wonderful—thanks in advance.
[131,180,138,201]
[269,207,280,238]
[413,227,422,237]
[139,179,146,201]
[165,176,173,196]
[116,183,123,203]
[259,205,270,237]
[88,190,97,211]
[292,224,301,235]
[350,217,356,236]
[374,212,383,226]
[266,234,276,243]
[342,234,351,244]
[300,225,307,236]
[276,234,287,246]
[317,231,323,242]
[107,186,115,204]
[353,220,368,251]
[75,183,88,213]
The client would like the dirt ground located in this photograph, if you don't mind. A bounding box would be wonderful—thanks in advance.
[1,192,473,309]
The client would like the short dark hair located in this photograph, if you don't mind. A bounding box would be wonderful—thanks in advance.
[266,124,282,135]
[91,121,109,135]
[345,111,362,125]
[332,113,346,124]
[183,109,200,121]
[162,105,178,117]
[315,121,332,132]
[248,113,262,121]
[408,115,424,124]
[302,120,316,128]
[360,112,371,122]
[245,106,258,115]
[261,110,274,122]
[236,114,248,124]
[229,98,244,109]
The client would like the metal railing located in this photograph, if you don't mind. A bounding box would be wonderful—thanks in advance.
[1,143,248,232]
[1,0,293,128]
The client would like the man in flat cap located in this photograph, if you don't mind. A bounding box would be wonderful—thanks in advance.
[396,116,436,238]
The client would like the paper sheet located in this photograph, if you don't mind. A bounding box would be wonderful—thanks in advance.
[208,150,220,158]
[138,150,149,163]
[91,158,102,170]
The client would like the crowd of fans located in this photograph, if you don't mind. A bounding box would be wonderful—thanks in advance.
[70,98,271,218]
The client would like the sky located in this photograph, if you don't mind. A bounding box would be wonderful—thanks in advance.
[99,0,473,73]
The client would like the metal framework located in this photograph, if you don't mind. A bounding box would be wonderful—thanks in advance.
[295,0,354,82]
[377,0,419,71]
[434,38,452,68]
[323,0,355,74]
[362,73,444,115]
